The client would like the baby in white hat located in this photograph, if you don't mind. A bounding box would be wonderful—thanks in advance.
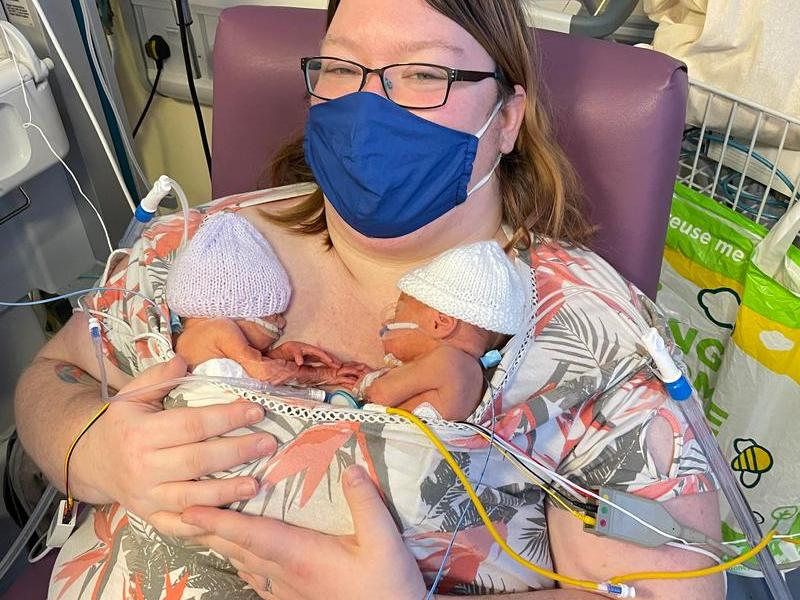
[356,240,526,420]
[166,212,365,386]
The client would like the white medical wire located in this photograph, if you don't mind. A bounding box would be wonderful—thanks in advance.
[134,332,174,356]
[666,542,723,564]
[77,0,149,188]
[0,25,114,254]
[26,532,52,564]
[76,308,133,333]
[29,0,136,213]
[99,249,131,287]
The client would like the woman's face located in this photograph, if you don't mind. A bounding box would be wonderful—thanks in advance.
[319,0,525,256]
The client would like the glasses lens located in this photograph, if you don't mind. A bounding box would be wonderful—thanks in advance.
[306,57,364,100]
[383,64,449,108]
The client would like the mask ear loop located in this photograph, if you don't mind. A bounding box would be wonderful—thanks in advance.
[467,154,502,197]
[475,100,504,139]
[467,101,505,197]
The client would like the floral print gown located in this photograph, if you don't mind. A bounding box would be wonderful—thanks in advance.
[48,187,712,599]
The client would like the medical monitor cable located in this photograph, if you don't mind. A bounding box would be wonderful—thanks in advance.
[174,0,212,178]
[133,57,165,138]
[28,0,137,214]
[0,23,114,255]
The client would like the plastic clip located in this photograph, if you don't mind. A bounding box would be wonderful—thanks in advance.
[479,349,502,369]
[46,499,77,549]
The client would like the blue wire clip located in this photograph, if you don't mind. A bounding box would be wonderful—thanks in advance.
[479,349,502,369]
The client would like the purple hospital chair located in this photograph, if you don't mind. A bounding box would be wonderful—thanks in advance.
[0,6,687,599]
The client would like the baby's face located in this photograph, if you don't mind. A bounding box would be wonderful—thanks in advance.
[381,295,440,362]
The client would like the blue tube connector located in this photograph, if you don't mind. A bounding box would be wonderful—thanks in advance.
[134,204,155,223]
[664,374,693,402]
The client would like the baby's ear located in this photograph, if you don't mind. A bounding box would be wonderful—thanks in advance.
[431,312,458,339]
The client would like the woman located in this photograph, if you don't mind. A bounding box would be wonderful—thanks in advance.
[15,0,724,598]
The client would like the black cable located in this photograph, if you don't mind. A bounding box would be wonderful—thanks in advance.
[175,0,212,178]
[132,64,162,138]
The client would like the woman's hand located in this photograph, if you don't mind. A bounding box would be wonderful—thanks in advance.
[181,465,427,600]
[75,356,278,537]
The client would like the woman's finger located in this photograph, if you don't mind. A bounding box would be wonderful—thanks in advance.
[191,530,282,576]
[146,510,207,538]
[156,476,260,511]
[145,401,266,447]
[342,465,401,547]
[155,432,275,479]
[182,507,306,568]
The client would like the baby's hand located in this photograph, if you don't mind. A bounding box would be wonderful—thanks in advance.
[177,318,263,371]
[332,363,371,387]
[243,358,299,385]
[268,342,342,368]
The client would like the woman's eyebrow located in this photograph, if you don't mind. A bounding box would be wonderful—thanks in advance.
[323,34,465,56]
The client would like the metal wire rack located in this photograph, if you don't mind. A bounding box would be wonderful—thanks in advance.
[677,79,800,239]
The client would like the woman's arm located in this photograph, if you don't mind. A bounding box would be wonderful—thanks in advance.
[14,312,279,536]
[15,312,131,502]
[546,491,724,600]
[185,479,724,600]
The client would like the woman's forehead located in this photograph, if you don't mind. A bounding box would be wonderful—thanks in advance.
[324,0,491,64]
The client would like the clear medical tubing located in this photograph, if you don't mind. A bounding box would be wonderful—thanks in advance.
[0,485,57,583]
[118,176,190,249]
[110,374,328,404]
[678,390,792,600]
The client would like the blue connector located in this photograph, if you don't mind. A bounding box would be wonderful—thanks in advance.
[597,582,636,598]
[664,374,692,402]
[480,349,502,369]
[134,204,155,223]
[88,317,102,339]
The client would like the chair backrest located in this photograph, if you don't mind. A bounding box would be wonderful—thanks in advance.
[212,5,687,299]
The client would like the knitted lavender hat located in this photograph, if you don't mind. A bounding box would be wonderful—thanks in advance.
[397,240,525,335]
[166,212,291,318]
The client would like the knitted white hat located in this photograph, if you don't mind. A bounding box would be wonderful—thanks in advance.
[166,212,291,318]
[397,240,525,335]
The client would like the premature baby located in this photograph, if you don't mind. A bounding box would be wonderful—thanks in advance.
[356,240,526,420]
[166,211,364,386]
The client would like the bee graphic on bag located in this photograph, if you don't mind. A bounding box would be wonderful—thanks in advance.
[730,438,774,488]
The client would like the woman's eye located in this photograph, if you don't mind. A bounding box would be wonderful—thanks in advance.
[325,62,361,76]
[406,69,446,81]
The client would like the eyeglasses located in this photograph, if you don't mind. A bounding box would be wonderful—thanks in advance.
[300,56,505,109]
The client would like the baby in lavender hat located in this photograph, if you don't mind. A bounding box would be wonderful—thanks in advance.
[166,211,365,386]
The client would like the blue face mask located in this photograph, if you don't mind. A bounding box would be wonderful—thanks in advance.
[304,92,502,238]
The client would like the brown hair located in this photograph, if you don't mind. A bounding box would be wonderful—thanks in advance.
[263,0,594,249]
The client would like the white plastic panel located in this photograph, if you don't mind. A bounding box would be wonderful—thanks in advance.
[0,22,69,197]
